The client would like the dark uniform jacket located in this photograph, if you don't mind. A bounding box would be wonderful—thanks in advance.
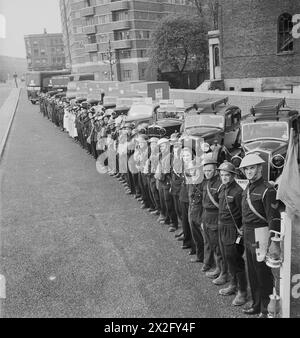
[218,180,243,245]
[202,174,223,228]
[242,177,281,244]
[157,153,171,185]
[170,156,183,196]
[189,181,204,224]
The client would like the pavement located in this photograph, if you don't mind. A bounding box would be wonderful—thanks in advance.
[0,90,254,318]
[0,87,20,161]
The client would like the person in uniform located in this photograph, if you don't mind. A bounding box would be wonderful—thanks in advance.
[170,134,183,235]
[155,138,177,230]
[146,137,161,216]
[202,156,227,284]
[217,161,248,306]
[134,134,153,210]
[188,161,205,263]
[239,154,281,318]
[179,147,196,254]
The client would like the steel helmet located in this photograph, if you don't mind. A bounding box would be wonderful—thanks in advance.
[203,153,218,166]
[239,153,265,169]
[217,161,236,174]
[149,137,159,144]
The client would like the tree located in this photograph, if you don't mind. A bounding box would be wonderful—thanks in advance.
[148,14,208,88]
[186,0,219,30]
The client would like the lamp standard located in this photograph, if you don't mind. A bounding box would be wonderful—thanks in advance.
[105,40,116,81]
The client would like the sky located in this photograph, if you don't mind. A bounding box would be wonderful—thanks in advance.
[0,0,62,58]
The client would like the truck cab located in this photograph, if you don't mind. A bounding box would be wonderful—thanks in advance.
[183,97,242,165]
[236,98,300,185]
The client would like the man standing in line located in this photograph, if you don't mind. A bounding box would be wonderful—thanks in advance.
[188,162,205,263]
[217,161,247,306]
[202,157,227,284]
[239,154,281,318]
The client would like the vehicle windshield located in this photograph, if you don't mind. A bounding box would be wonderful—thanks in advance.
[185,114,224,129]
[128,104,153,119]
[157,110,181,120]
[242,122,289,142]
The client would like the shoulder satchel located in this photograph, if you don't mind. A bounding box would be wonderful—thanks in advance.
[206,182,220,209]
[225,194,242,236]
[246,188,267,223]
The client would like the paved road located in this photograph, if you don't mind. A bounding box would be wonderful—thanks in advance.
[0,90,252,318]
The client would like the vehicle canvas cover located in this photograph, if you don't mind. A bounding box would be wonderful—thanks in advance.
[251,98,286,115]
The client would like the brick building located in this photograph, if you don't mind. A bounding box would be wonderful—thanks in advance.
[208,0,300,93]
[24,30,66,71]
[59,0,195,82]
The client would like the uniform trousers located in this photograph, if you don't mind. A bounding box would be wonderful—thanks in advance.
[224,243,247,291]
[245,228,273,314]
[158,181,167,220]
[180,201,194,248]
[204,210,225,273]
[138,172,153,208]
[172,194,182,224]
[189,207,204,261]
[148,176,161,212]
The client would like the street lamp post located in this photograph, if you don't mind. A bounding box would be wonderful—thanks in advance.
[105,40,116,81]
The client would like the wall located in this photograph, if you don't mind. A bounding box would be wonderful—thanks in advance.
[220,0,300,80]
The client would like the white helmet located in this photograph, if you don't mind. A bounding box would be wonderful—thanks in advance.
[239,153,265,169]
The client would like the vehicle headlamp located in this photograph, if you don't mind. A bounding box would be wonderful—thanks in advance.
[201,142,211,153]
[271,154,285,169]
[231,155,243,168]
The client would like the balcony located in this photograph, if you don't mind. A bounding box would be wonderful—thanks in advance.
[111,20,130,31]
[110,0,129,12]
[83,25,97,35]
[112,39,132,50]
[81,6,95,17]
[85,43,98,53]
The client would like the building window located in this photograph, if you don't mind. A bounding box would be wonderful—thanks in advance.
[89,52,98,62]
[122,69,132,80]
[114,30,130,41]
[278,13,293,53]
[112,10,128,22]
[137,49,147,58]
[87,34,96,44]
[34,49,39,56]
[118,49,131,59]
[213,45,220,67]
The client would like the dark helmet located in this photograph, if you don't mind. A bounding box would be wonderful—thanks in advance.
[217,161,236,175]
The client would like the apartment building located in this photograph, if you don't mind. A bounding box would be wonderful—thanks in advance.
[24,30,66,71]
[59,0,195,81]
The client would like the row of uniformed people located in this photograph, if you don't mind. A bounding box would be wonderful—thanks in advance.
[38,93,281,318]
[107,131,281,318]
